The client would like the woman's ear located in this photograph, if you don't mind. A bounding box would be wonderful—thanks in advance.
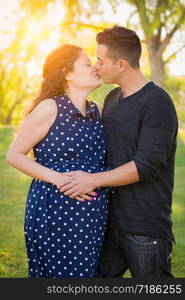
[62,68,69,81]
[64,69,72,82]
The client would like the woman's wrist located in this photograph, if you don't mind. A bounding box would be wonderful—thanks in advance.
[49,170,63,186]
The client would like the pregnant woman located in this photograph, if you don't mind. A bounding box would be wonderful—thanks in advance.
[6,45,109,278]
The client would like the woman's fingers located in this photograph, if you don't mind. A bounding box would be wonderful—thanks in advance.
[76,194,97,201]
[88,191,98,197]
[73,193,97,202]
[74,196,86,202]
[80,194,94,201]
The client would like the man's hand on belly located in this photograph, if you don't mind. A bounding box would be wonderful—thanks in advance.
[58,171,98,201]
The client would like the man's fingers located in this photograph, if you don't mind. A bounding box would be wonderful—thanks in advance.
[65,172,74,176]
[63,188,77,196]
[60,184,73,193]
[56,179,72,189]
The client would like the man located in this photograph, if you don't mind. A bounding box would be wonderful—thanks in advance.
[59,26,178,278]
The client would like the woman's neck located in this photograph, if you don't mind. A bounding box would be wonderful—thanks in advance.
[65,88,89,117]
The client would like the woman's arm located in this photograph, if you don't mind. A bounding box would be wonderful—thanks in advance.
[6,99,70,187]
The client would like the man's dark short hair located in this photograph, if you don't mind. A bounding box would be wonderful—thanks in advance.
[96,25,142,68]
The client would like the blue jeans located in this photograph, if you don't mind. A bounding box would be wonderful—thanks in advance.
[96,227,173,278]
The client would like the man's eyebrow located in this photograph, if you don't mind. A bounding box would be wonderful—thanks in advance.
[97,57,103,62]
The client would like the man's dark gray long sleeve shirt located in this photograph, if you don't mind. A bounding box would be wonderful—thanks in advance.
[102,81,178,242]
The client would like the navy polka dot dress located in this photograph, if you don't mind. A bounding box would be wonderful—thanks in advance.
[24,95,109,278]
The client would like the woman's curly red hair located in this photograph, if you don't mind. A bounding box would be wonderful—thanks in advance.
[25,44,82,116]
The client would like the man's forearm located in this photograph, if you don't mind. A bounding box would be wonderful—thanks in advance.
[93,161,139,187]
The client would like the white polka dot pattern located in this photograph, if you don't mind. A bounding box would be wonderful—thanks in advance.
[24,95,109,278]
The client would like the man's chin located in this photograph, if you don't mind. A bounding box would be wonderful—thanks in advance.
[91,82,102,91]
[96,81,102,88]
[102,78,113,84]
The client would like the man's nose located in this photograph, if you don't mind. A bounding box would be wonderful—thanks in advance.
[95,62,99,71]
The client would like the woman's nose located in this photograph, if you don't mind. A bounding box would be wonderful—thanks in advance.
[92,65,98,73]
[95,63,100,72]
[94,62,99,70]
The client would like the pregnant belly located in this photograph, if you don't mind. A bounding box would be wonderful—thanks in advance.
[39,160,110,173]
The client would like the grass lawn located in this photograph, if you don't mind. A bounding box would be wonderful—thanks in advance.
[0,125,185,278]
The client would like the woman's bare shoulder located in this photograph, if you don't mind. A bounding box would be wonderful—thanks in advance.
[35,98,57,113]
[27,98,57,121]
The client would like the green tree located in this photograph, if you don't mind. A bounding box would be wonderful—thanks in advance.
[0,15,47,125]
[0,52,28,125]
[126,0,185,86]
[21,0,185,86]
[3,0,184,125]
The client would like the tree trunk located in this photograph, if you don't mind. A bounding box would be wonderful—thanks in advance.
[4,114,13,125]
[148,52,165,87]
[1,99,23,125]
[147,38,165,87]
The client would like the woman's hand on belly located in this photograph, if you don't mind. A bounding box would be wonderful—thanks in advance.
[53,173,73,190]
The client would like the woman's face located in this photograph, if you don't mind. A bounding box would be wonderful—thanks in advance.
[66,51,101,91]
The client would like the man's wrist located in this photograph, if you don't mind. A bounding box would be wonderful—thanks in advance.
[91,171,108,188]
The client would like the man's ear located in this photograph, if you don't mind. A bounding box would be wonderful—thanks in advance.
[118,59,127,71]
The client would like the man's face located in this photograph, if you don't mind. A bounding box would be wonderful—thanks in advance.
[95,44,120,84]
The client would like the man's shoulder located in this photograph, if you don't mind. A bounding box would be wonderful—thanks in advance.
[146,82,175,108]
[103,87,122,107]
[106,87,122,99]
[141,83,178,124]
[149,82,170,97]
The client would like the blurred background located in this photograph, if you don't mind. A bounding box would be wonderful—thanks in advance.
[0,0,185,278]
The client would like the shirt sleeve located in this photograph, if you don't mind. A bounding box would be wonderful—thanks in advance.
[133,94,178,181]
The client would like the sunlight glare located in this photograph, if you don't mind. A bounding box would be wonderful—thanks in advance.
[21,1,65,79]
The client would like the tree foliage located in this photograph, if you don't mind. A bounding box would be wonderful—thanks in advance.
[20,0,185,85]
[1,0,185,124]
[126,0,185,85]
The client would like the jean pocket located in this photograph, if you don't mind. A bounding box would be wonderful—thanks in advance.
[127,233,158,246]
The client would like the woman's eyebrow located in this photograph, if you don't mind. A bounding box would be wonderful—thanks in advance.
[83,58,91,62]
